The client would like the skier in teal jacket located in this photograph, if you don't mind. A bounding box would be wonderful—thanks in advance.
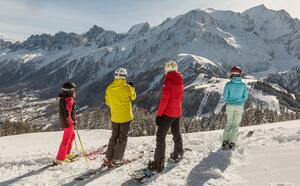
[222,66,248,150]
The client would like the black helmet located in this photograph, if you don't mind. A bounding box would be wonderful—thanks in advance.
[62,82,77,92]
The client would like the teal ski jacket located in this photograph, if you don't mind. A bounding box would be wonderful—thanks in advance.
[223,77,248,106]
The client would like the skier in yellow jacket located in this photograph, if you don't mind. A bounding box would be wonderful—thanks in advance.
[103,68,136,167]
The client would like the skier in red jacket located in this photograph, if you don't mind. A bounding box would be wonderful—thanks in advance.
[148,61,184,172]
[54,82,77,165]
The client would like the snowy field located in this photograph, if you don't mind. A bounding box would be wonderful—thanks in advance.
[0,120,300,186]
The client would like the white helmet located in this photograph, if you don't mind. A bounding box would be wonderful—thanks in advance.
[164,60,178,74]
[115,68,128,79]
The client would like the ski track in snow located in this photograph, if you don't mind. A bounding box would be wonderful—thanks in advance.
[0,120,300,186]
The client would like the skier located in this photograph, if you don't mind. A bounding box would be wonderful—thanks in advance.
[103,68,136,167]
[54,82,78,165]
[222,66,249,150]
[148,61,184,173]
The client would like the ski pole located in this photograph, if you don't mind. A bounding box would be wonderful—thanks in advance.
[74,125,89,161]
[74,136,80,154]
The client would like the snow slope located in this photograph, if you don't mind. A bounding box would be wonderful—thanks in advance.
[1,119,300,186]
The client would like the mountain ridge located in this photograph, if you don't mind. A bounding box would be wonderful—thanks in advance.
[0,5,299,127]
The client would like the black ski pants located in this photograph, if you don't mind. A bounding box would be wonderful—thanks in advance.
[154,115,183,162]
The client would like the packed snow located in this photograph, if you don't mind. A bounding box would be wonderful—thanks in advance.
[0,119,300,186]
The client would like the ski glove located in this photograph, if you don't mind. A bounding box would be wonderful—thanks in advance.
[73,120,78,126]
[155,116,162,126]
[128,81,134,87]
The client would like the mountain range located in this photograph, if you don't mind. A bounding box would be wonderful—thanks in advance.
[0,4,299,126]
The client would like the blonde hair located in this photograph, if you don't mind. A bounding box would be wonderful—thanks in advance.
[164,61,178,74]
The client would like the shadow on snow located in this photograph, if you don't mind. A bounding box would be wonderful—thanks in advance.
[186,149,232,186]
[0,160,53,186]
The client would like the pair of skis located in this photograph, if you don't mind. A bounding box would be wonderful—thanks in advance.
[49,144,107,168]
[69,150,188,185]
[70,144,108,162]
[129,148,193,183]
[69,150,145,183]
[128,160,177,183]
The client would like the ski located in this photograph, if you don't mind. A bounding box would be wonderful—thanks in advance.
[44,144,108,169]
[246,130,254,138]
[129,159,180,183]
[71,144,108,161]
[128,148,192,183]
[69,151,145,182]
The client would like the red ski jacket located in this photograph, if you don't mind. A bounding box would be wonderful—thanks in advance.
[157,71,184,118]
[59,94,76,128]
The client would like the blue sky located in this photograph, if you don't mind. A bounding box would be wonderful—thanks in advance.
[1,0,300,41]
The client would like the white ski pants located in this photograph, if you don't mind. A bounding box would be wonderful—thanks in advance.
[223,105,244,144]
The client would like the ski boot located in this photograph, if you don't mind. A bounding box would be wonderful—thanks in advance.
[169,151,183,163]
[66,153,77,161]
[101,159,114,168]
[53,159,71,166]
[222,141,230,151]
[113,159,126,167]
[228,142,235,150]
[148,159,165,173]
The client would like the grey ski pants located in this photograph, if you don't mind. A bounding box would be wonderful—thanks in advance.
[106,121,130,161]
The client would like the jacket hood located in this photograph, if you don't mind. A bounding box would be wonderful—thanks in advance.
[58,92,74,98]
[165,71,183,86]
[111,79,126,87]
[230,77,243,84]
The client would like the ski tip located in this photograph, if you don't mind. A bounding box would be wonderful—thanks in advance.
[183,147,192,152]
[246,130,254,137]
[52,161,61,166]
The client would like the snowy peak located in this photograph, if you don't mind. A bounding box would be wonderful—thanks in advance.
[0,36,13,50]
[244,4,293,19]
[177,54,219,69]
[12,32,82,51]
[244,4,293,23]
[10,25,124,51]
[244,4,268,13]
[175,9,217,27]
[176,54,225,79]
[83,25,105,40]
[128,22,150,36]
[0,35,15,43]
[207,9,253,32]
[82,25,124,47]
[243,4,297,40]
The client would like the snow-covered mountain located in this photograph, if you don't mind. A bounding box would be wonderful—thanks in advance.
[0,35,14,50]
[0,119,300,185]
[0,5,300,124]
[0,35,15,42]
[265,67,300,96]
